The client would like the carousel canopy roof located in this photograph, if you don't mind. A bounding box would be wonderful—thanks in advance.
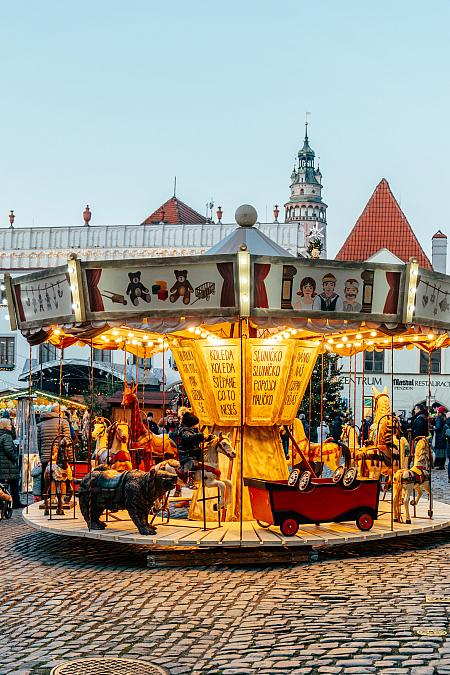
[206,225,294,257]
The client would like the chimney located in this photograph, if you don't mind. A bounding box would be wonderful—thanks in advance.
[432,230,447,273]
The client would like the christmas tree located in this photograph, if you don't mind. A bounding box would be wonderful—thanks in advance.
[298,352,347,441]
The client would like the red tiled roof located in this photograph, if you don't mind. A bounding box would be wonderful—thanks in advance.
[432,230,447,239]
[141,196,208,225]
[336,179,432,269]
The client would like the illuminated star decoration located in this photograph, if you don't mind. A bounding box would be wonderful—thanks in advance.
[308,224,324,241]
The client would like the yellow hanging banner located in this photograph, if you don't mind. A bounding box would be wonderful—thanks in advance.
[277,343,320,424]
[198,341,241,425]
[245,340,293,426]
[170,341,215,426]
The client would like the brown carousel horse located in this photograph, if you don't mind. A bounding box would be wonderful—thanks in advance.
[43,436,73,516]
[122,385,177,469]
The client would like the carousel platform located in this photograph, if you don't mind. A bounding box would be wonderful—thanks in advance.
[22,498,450,553]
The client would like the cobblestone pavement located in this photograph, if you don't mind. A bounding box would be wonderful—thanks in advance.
[1,472,450,675]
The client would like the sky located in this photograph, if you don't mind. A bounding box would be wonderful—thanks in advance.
[1,0,449,257]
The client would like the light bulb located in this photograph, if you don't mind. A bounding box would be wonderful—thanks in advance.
[370,330,377,337]
[342,336,348,342]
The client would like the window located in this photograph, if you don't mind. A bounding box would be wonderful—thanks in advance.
[93,349,111,364]
[39,343,57,364]
[0,337,15,369]
[364,350,384,373]
[420,349,441,374]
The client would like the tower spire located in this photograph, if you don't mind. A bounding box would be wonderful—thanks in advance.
[305,111,310,140]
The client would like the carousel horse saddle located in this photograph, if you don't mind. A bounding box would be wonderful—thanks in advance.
[410,466,428,483]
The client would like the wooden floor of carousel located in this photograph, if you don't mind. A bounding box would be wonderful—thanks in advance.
[22,491,450,562]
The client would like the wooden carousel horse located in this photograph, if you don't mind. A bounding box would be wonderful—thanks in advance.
[91,416,111,466]
[393,436,432,524]
[106,421,133,472]
[43,437,73,516]
[355,386,408,480]
[160,432,236,508]
[292,418,350,472]
[121,384,177,469]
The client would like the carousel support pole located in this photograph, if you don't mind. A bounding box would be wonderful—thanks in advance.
[25,343,33,513]
[361,342,365,444]
[353,348,357,444]
[428,349,433,519]
[201,444,207,531]
[88,339,95,529]
[308,377,312,446]
[390,338,394,532]
[59,342,64,435]
[319,344,324,475]
[239,317,245,544]
[161,339,166,467]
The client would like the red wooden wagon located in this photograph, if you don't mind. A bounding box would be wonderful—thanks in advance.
[244,470,380,536]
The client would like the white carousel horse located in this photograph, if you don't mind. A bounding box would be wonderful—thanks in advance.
[158,433,236,508]
[91,417,111,466]
[393,436,432,524]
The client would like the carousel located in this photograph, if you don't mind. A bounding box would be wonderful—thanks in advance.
[7,206,450,558]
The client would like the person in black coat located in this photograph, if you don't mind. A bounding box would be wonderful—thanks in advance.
[0,418,24,508]
[409,404,429,441]
[178,411,212,488]
[433,406,447,469]
[331,415,344,442]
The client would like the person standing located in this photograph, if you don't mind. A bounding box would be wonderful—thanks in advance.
[146,412,159,434]
[37,404,71,497]
[433,406,447,469]
[444,412,450,483]
[409,404,428,442]
[331,414,343,442]
[317,419,330,444]
[0,418,24,508]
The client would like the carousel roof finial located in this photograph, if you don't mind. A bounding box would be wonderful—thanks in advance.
[235,204,257,228]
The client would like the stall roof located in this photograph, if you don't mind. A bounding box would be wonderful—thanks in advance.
[106,390,176,406]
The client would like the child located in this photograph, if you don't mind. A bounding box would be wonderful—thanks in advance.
[31,463,42,503]
[178,411,211,489]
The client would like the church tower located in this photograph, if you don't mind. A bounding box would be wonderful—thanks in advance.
[284,123,327,257]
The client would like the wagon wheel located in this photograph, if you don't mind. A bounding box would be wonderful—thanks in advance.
[298,470,312,492]
[332,466,345,484]
[342,467,358,488]
[280,517,299,536]
[287,468,300,486]
[356,511,374,531]
[256,520,271,529]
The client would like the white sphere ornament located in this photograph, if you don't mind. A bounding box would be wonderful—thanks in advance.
[235,204,258,227]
